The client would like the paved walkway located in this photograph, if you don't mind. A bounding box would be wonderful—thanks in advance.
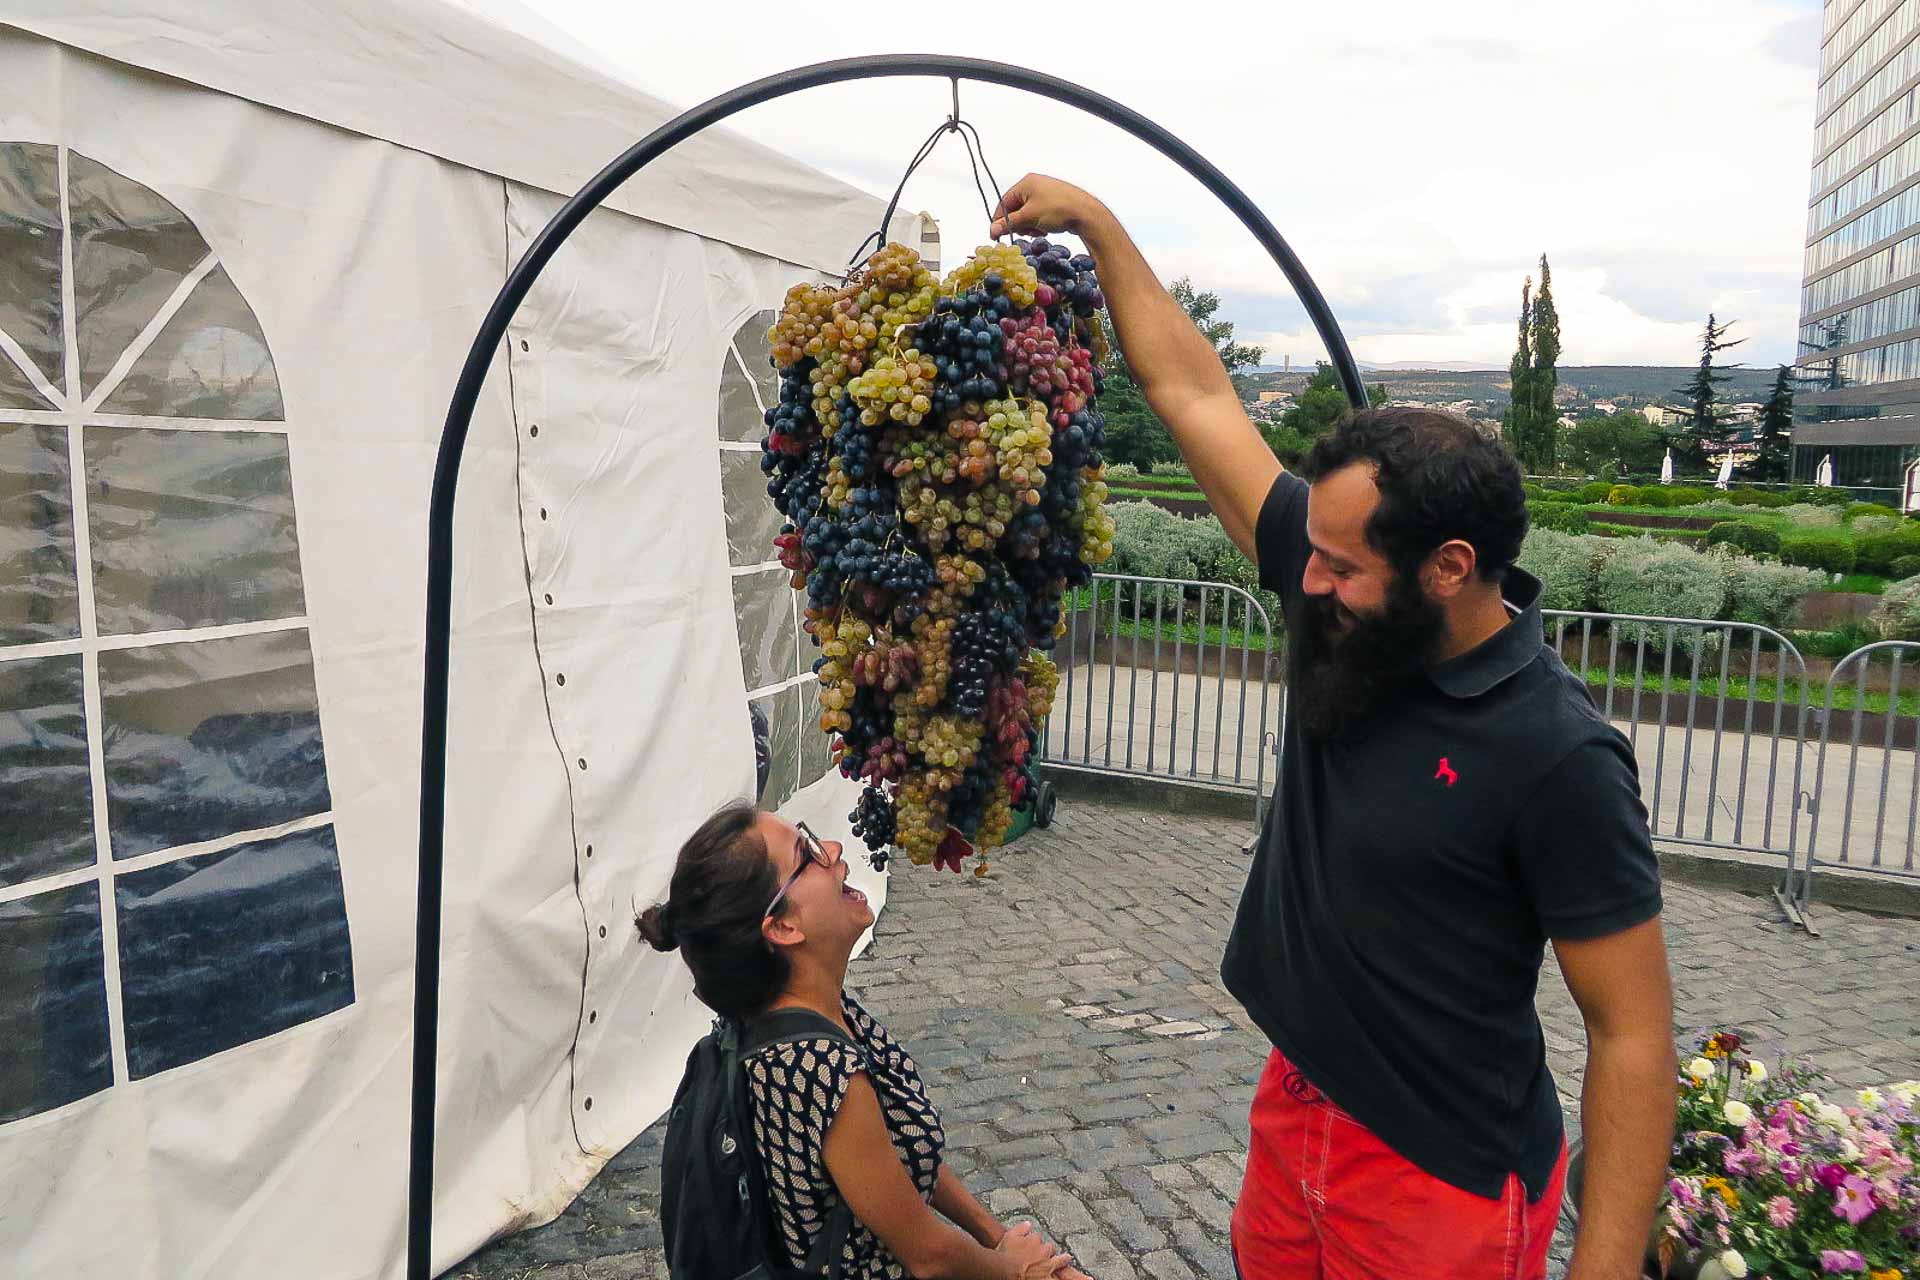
[457,795,1920,1280]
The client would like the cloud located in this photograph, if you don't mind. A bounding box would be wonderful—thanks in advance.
[526,0,1823,367]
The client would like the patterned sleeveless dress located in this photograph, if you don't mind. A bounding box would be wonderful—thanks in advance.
[742,992,946,1278]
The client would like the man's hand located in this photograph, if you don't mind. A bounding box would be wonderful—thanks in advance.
[989,174,1280,560]
[989,175,1107,240]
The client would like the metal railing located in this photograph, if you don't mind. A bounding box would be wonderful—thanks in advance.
[1040,573,1278,825]
[1040,574,1920,928]
[1800,640,1920,903]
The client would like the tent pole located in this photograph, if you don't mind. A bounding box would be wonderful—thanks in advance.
[413,53,1364,1280]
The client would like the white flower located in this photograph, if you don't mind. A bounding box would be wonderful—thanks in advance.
[1857,1086,1883,1108]
[1816,1102,1847,1129]
[1745,1060,1766,1083]
[1720,1249,1749,1279]
[1687,1057,1715,1083]
[1723,1100,1753,1126]
[1893,1080,1920,1103]
[1839,1139,1862,1162]
[1798,1090,1822,1106]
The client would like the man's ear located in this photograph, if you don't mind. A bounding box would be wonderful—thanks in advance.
[1423,539,1480,599]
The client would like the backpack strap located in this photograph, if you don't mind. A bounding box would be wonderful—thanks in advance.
[736,1006,861,1279]
[740,1006,857,1055]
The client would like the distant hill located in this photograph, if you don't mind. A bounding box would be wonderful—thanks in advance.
[1242,365,1780,410]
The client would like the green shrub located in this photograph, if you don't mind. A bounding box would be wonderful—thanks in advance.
[1779,529,1858,575]
[1518,529,1606,612]
[1596,537,1728,655]
[1849,514,1902,538]
[1106,463,1141,481]
[1872,575,1920,641]
[1780,503,1842,528]
[1892,555,1920,580]
[1606,484,1643,506]
[1576,481,1613,504]
[1728,488,1791,508]
[1149,460,1192,477]
[1847,502,1901,520]
[1788,485,1853,507]
[1854,525,1920,575]
[1713,552,1825,629]
[1705,522,1781,556]
[1528,501,1591,534]
[1637,485,1711,508]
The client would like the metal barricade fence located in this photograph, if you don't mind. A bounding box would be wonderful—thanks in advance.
[1037,575,1917,923]
[1542,611,1812,878]
[1799,640,1920,905]
[1039,573,1278,825]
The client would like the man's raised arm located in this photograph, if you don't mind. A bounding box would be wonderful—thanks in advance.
[991,175,1282,560]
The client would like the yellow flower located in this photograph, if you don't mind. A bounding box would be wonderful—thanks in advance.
[1858,1086,1883,1108]
[1868,1269,1901,1280]
[1701,1176,1742,1209]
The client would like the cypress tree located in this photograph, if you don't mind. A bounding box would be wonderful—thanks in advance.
[1502,275,1533,465]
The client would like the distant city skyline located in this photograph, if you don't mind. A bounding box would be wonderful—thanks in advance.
[528,0,1820,368]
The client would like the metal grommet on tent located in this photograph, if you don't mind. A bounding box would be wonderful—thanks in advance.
[544,593,553,604]
[583,1096,592,1111]
[528,424,538,437]
[588,1010,596,1023]
[555,673,565,685]
[412,54,1365,1280]
[576,756,586,770]
[597,924,606,938]
[539,506,547,520]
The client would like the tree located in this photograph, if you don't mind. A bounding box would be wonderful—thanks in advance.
[1098,276,1266,469]
[1525,255,1561,473]
[1750,364,1794,482]
[1265,362,1386,462]
[1502,275,1535,467]
[1674,313,1745,467]
[1566,411,1663,476]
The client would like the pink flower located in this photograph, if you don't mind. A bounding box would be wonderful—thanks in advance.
[1816,1162,1850,1191]
[1669,1177,1704,1210]
[1819,1249,1865,1273]
[1832,1175,1876,1225]
[1724,1146,1763,1177]
[1767,1195,1796,1227]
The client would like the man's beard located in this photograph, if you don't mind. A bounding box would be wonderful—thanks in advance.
[1290,572,1444,741]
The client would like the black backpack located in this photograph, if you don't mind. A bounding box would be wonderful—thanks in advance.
[660,1008,859,1280]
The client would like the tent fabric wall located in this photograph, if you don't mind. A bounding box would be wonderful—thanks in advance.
[0,17,888,1279]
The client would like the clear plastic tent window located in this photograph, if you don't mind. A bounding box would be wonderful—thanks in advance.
[0,143,349,1126]
[722,308,838,809]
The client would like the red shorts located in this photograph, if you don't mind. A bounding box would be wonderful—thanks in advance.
[1231,1048,1567,1280]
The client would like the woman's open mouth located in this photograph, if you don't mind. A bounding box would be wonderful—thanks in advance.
[842,883,867,907]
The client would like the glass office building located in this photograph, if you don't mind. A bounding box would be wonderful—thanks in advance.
[1794,0,1920,498]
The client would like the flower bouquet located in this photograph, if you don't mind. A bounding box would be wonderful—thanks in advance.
[1656,1032,1918,1279]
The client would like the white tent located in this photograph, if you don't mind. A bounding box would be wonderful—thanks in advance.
[1715,454,1734,490]
[1660,448,1674,485]
[1818,453,1836,487]
[0,4,916,1276]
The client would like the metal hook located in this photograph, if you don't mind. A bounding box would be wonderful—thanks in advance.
[950,76,961,128]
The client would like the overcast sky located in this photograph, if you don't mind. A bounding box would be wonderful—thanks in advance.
[525,0,1824,370]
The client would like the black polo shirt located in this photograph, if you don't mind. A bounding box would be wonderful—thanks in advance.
[1221,470,1662,1201]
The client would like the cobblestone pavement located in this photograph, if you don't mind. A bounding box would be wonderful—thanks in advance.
[458,795,1920,1280]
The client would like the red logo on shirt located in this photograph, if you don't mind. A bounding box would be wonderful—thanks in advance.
[1434,757,1458,788]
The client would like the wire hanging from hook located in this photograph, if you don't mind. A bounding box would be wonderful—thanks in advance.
[847,77,1010,279]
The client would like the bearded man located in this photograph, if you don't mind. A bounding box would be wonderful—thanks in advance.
[992,176,1676,1280]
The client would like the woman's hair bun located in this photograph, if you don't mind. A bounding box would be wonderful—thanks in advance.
[637,902,678,952]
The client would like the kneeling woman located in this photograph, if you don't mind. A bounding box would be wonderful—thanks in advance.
[639,804,1085,1280]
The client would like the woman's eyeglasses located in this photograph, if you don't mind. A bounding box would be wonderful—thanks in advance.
[765,822,836,917]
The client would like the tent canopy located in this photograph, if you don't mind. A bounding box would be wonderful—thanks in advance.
[7,0,921,271]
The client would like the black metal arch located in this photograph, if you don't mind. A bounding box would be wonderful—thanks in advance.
[410,54,1365,1279]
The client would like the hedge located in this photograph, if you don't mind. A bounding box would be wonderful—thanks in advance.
[1575,481,1613,504]
[1780,529,1858,575]
[1528,501,1591,534]
[1893,555,1920,580]
[1847,502,1902,520]
[1705,522,1782,556]
[1728,488,1793,508]
[1854,525,1920,575]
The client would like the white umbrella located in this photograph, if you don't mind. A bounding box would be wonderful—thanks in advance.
[1660,449,1674,484]
[1817,454,1835,487]
[1716,454,1734,490]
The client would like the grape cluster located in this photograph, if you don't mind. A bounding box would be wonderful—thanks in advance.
[758,241,1113,870]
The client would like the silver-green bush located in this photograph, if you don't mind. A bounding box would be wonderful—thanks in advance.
[1872,575,1920,641]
